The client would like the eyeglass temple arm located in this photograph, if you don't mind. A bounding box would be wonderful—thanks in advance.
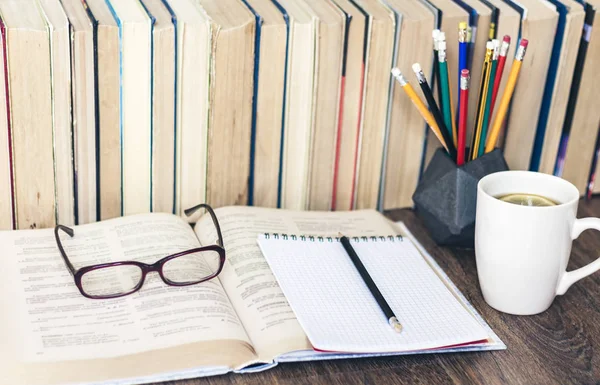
[54,225,77,276]
[184,203,224,248]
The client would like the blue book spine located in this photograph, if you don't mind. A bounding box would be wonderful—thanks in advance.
[103,0,124,215]
[273,0,290,209]
[529,0,567,172]
[138,0,156,210]
[159,0,178,214]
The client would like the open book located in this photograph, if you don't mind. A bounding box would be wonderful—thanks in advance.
[0,206,504,385]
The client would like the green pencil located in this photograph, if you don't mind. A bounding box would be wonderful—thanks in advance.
[478,40,500,158]
[437,32,453,140]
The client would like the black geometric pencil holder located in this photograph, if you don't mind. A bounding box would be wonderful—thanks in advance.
[412,148,509,248]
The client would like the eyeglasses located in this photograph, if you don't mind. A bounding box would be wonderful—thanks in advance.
[54,203,225,299]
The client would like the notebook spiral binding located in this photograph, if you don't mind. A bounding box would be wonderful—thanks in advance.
[262,233,403,242]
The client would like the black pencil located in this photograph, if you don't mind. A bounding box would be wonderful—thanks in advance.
[339,235,403,333]
[412,63,457,161]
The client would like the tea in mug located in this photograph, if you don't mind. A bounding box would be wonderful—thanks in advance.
[495,193,558,207]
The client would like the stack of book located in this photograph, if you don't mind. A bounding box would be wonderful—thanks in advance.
[0,0,598,230]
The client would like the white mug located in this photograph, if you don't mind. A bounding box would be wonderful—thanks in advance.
[476,171,600,315]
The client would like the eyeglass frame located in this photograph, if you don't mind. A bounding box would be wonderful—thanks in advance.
[54,203,225,300]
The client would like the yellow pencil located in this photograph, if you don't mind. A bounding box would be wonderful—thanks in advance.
[470,41,494,161]
[485,39,528,153]
[391,68,455,160]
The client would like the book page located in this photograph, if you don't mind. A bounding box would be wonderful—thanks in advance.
[193,206,396,361]
[0,213,251,363]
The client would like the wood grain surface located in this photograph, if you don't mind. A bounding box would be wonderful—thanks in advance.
[160,198,600,385]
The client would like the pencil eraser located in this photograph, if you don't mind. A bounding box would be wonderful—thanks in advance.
[486,41,494,50]
[520,39,529,48]
[391,67,401,77]
[503,35,511,43]
[412,63,422,73]
[459,21,468,29]
[461,69,470,77]
[432,29,441,39]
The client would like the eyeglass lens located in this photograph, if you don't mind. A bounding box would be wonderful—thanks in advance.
[79,250,222,297]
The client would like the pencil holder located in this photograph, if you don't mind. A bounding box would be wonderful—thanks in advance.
[412,148,509,248]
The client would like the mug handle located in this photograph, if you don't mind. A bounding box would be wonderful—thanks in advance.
[556,218,600,295]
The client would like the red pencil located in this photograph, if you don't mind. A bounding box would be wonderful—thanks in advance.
[458,69,470,166]
[489,35,510,119]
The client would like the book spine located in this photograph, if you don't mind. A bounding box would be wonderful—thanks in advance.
[529,1,568,172]
[331,11,351,211]
[586,123,600,199]
[554,5,595,176]
[241,0,262,207]
[0,19,14,229]
[81,0,101,221]
[273,0,289,209]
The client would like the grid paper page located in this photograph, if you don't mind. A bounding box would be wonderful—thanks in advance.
[257,235,489,353]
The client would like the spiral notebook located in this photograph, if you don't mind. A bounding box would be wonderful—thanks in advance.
[257,232,491,354]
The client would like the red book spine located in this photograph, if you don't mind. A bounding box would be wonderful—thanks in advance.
[0,20,15,229]
[331,75,346,211]
[349,62,365,210]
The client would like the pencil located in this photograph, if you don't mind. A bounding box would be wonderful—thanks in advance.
[438,32,455,145]
[489,21,496,41]
[458,70,470,166]
[412,63,456,158]
[391,68,456,160]
[485,39,528,153]
[340,235,403,333]
[470,41,494,161]
[432,30,442,101]
[489,36,510,120]
[478,40,499,158]
[449,75,458,149]
[458,22,468,114]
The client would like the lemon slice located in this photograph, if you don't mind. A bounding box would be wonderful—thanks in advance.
[498,193,557,207]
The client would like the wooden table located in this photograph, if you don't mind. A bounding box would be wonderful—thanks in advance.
[163,198,600,385]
